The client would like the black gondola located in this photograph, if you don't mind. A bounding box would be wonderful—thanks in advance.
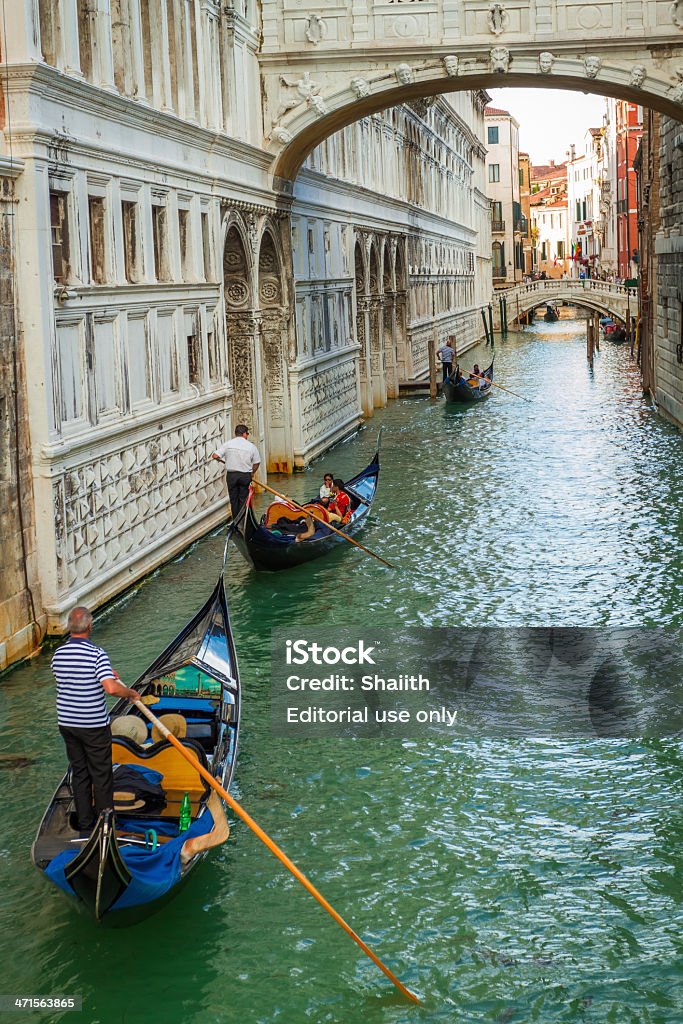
[32,575,240,923]
[443,361,494,404]
[543,304,559,322]
[232,445,381,572]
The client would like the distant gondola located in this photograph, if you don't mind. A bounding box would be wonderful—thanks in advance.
[232,446,381,572]
[32,576,241,923]
[543,304,560,322]
[443,361,494,403]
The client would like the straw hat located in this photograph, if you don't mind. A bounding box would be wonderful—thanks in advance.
[151,713,187,745]
[113,789,147,811]
[111,715,147,745]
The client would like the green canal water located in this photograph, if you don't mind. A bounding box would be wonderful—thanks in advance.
[1,320,682,1023]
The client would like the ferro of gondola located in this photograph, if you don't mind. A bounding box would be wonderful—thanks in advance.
[133,699,420,1005]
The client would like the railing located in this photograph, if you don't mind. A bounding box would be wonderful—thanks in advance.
[491,219,505,233]
[514,218,529,234]
[492,268,507,280]
[509,278,637,300]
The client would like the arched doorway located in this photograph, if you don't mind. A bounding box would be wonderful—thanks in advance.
[383,240,398,399]
[369,241,386,408]
[258,227,292,472]
[394,241,409,383]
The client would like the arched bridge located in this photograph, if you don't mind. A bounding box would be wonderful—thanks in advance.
[497,279,638,324]
[260,0,683,180]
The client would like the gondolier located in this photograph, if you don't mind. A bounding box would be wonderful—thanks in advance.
[51,606,138,833]
[212,424,261,527]
[436,338,456,380]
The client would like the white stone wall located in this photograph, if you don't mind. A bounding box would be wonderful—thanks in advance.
[291,92,491,456]
[653,116,683,429]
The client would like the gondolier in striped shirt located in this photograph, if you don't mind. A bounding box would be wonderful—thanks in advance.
[51,606,139,833]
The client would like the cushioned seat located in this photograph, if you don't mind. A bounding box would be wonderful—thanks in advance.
[111,737,210,818]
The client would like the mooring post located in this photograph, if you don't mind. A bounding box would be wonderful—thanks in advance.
[429,330,437,399]
[481,308,490,345]
[594,315,600,351]
[503,296,508,334]
[488,303,494,345]
[587,320,594,369]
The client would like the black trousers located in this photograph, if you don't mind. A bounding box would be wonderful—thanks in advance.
[59,724,114,830]
[442,363,453,381]
[227,471,253,527]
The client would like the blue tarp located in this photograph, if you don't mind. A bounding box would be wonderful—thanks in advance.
[44,806,216,912]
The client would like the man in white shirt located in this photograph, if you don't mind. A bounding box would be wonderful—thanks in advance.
[212,424,261,528]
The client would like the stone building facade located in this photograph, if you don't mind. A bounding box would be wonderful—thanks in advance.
[652,116,683,429]
[0,4,491,663]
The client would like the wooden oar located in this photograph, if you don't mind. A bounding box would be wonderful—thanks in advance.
[255,480,394,569]
[467,372,531,403]
[132,699,420,1004]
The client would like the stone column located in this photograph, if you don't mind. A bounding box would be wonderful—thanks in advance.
[5,0,42,63]
[356,296,373,417]
[395,290,409,381]
[384,293,399,399]
[127,0,147,101]
[227,311,261,434]
[261,308,292,472]
[370,296,387,409]
[93,0,116,90]
[56,0,82,74]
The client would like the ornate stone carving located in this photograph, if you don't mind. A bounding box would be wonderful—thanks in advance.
[351,77,371,98]
[584,55,602,78]
[270,126,292,145]
[443,55,459,77]
[672,69,683,102]
[52,415,226,594]
[539,51,554,73]
[227,280,249,306]
[488,3,509,35]
[298,361,358,446]
[395,63,413,86]
[304,14,327,45]
[278,72,327,118]
[261,311,286,425]
[629,63,647,88]
[490,46,510,73]
[671,0,683,28]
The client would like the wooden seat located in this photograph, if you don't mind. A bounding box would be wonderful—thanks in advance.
[111,737,210,818]
[264,501,302,527]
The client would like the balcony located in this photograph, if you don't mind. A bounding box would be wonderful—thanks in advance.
[492,219,505,233]
[514,217,529,235]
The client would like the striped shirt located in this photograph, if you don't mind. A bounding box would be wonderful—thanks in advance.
[52,638,114,728]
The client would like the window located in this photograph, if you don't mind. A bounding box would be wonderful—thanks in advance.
[201,211,212,281]
[519,168,524,186]
[582,199,587,221]
[557,241,565,259]
[178,208,190,279]
[88,196,106,284]
[487,126,499,145]
[488,163,500,183]
[187,333,201,386]
[492,201,502,220]
[121,200,139,283]
[207,329,219,382]
[151,204,169,281]
[541,242,548,261]
[576,201,581,221]
[50,190,70,283]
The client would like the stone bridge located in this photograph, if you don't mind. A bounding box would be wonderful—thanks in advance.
[260,0,683,182]
[497,278,638,323]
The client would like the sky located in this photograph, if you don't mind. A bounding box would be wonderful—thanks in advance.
[488,88,607,166]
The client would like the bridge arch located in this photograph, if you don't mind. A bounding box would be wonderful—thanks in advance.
[265,51,683,182]
[504,281,637,324]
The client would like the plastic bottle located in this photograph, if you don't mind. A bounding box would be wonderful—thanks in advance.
[178,791,192,832]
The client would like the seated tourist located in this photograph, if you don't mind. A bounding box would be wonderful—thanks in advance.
[328,479,352,524]
[319,473,334,506]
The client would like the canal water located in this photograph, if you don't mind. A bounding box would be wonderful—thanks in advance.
[1,318,682,1023]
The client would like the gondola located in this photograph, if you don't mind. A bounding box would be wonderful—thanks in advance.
[443,360,494,404]
[543,304,560,322]
[231,444,381,572]
[32,575,240,923]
